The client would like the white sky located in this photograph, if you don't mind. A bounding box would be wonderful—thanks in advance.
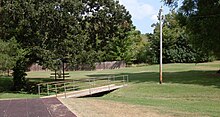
[119,0,170,34]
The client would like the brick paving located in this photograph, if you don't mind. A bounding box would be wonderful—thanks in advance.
[0,98,76,117]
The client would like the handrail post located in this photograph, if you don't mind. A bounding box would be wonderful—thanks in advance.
[38,84,41,96]
[123,75,125,86]
[47,84,49,96]
[127,75,129,82]
[89,79,91,95]
[72,80,74,91]
[55,84,57,97]
[108,77,110,90]
[64,83,66,98]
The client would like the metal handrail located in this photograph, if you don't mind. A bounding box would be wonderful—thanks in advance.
[37,75,129,97]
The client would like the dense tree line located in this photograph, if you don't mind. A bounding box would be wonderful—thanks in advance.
[163,0,220,58]
[138,12,215,64]
[136,0,220,64]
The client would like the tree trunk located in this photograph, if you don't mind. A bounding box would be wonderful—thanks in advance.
[63,62,65,80]
[12,60,27,91]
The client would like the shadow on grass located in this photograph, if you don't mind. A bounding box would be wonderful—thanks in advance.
[0,76,13,92]
[87,70,220,89]
[0,76,57,93]
[27,78,55,83]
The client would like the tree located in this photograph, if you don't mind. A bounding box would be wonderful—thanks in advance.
[123,29,143,63]
[0,38,25,76]
[79,0,133,62]
[1,0,133,90]
[147,11,211,64]
[163,0,220,57]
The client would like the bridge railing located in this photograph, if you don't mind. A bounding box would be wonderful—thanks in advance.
[37,75,128,97]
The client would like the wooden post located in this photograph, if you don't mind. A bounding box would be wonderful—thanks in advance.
[158,6,163,84]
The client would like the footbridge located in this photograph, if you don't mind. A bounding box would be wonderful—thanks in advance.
[37,75,128,98]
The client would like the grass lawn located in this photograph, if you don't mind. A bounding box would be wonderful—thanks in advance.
[1,61,220,116]
[0,93,39,99]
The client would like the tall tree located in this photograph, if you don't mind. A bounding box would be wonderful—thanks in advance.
[79,0,132,62]
[0,39,25,76]
[147,11,211,64]
[1,0,133,90]
[163,0,220,57]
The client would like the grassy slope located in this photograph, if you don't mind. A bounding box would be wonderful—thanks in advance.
[1,61,220,116]
[99,61,220,116]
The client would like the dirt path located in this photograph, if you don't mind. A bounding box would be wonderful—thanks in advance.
[59,98,171,117]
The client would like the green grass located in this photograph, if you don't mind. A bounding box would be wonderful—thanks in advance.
[97,61,220,116]
[0,76,39,99]
[26,61,220,116]
[0,93,39,99]
[1,61,220,116]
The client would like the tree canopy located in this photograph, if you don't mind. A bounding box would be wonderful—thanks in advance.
[143,11,213,64]
[0,39,25,74]
[0,0,136,90]
[163,0,220,57]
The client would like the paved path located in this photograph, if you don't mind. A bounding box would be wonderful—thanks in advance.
[0,98,76,117]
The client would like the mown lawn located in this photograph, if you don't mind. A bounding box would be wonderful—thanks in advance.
[1,61,220,116]
[98,61,220,116]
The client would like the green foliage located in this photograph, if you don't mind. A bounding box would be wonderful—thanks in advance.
[135,35,152,64]
[147,12,213,64]
[0,0,134,90]
[79,0,133,62]
[163,0,220,58]
[0,38,25,73]
[12,57,29,91]
[0,76,13,92]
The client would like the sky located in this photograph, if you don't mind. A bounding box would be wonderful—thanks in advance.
[119,0,170,34]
